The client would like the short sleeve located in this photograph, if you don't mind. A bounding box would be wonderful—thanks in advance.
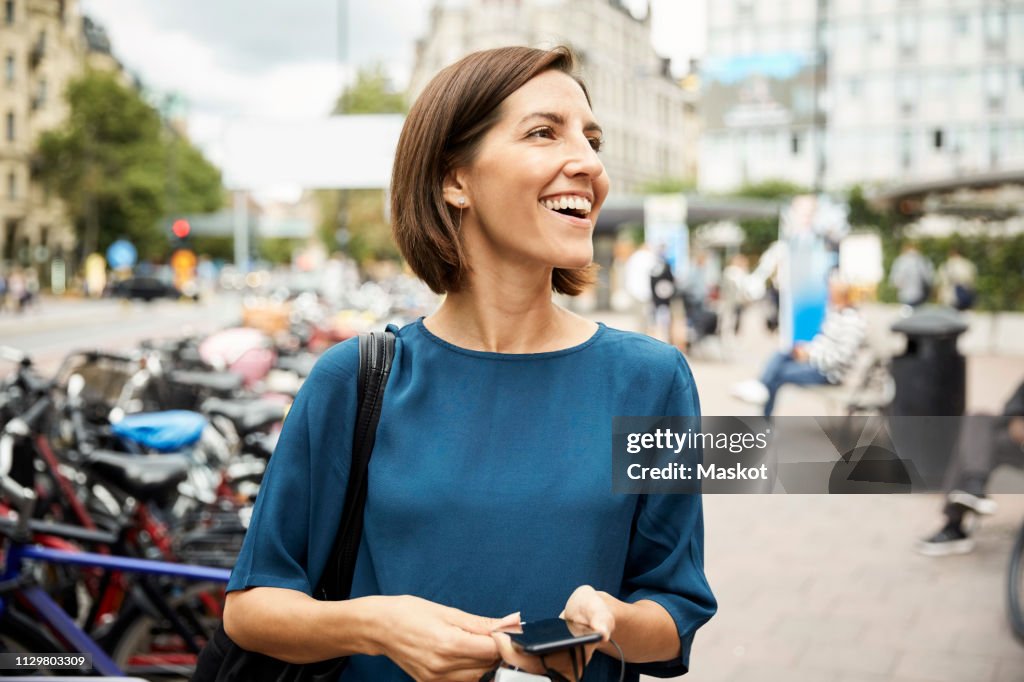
[621,352,718,677]
[226,339,360,595]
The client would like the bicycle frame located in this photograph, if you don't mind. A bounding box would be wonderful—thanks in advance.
[0,537,230,676]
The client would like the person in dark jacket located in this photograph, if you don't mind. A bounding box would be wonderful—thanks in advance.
[917,380,1024,556]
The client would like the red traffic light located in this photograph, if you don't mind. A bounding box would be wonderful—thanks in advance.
[172,219,191,239]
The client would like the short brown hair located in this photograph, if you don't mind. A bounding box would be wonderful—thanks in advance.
[391,45,597,295]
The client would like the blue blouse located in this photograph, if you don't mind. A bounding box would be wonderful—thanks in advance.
[227,319,717,681]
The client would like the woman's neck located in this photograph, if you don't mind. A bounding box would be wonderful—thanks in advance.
[423,269,595,354]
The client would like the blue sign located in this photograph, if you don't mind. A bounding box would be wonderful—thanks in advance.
[106,240,137,269]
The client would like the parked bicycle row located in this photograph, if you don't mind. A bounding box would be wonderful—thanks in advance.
[0,279,434,678]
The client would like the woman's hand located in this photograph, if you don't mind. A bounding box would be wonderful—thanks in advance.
[377,595,519,682]
[491,586,615,681]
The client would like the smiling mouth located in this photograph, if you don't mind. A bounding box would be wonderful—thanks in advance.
[538,199,592,220]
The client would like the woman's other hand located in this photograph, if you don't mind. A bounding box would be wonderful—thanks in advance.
[491,585,615,680]
[379,595,518,682]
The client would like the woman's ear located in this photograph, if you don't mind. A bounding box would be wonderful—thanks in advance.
[442,168,469,209]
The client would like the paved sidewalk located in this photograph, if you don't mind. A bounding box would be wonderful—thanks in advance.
[590,305,1024,682]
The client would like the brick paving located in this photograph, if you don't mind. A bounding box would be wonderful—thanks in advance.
[590,304,1024,682]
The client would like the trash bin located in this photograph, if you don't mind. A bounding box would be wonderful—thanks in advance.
[888,307,969,490]
[889,307,968,416]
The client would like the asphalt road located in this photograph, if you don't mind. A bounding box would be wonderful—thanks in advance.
[0,294,245,374]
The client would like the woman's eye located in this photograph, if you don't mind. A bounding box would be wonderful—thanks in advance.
[528,127,555,139]
[588,137,604,152]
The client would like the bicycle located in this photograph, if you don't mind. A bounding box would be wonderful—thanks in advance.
[0,473,230,678]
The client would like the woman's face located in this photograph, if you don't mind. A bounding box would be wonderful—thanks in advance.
[453,69,610,274]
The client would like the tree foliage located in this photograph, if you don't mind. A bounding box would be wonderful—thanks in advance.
[35,70,223,261]
[638,177,696,195]
[721,179,808,258]
[321,64,406,262]
[332,63,407,115]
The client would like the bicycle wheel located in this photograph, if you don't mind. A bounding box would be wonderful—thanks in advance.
[104,580,224,681]
[0,606,75,676]
[1006,518,1024,643]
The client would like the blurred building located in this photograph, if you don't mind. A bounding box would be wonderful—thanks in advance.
[408,0,696,193]
[699,0,1024,192]
[0,0,119,276]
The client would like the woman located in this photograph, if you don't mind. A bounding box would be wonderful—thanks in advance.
[223,46,716,682]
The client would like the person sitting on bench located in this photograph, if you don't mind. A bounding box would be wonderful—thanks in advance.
[732,279,865,418]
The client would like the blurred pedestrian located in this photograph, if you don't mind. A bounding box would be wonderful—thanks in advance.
[220,45,715,682]
[23,268,39,310]
[7,269,26,313]
[889,242,934,308]
[683,250,717,346]
[732,279,865,417]
[0,269,7,313]
[623,241,655,323]
[917,378,1024,556]
[719,253,751,339]
[936,247,977,311]
[649,246,675,342]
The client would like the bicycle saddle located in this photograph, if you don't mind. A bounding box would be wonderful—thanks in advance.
[111,410,208,451]
[168,369,244,396]
[87,449,191,503]
[201,397,286,436]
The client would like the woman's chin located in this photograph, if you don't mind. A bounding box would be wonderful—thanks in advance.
[554,248,594,271]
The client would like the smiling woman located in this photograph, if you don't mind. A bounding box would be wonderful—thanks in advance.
[221,46,716,682]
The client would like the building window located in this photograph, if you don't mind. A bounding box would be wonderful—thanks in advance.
[35,78,46,107]
[953,13,968,35]
[791,133,801,155]
[900,131,912,169]
[868,19,883,43]
[5,111,13,142]
[898,14,917,54]
[4,53,12,84]
[3,0,12,25]
[985,8,1006,45]
[6,172,14,200]
[848,77,862,97]
[987,68,1005,109]
[933,129,944,149]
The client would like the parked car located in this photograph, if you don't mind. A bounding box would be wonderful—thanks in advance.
[109,276,194,302]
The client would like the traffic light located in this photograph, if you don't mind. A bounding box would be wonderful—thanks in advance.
[172,219,191,239]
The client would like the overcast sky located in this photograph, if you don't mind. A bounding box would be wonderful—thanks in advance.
[78,0,706,193]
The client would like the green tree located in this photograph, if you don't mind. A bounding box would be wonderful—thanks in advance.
[35,70,223,261]
[322,64,406,263]
[731,179,808,201]
[638,177,696,195]
[722,179,808,258]
[332,63,407,115]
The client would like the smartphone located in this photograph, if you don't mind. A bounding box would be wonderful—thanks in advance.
[494,618,603,656]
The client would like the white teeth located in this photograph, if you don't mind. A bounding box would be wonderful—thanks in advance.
[540,196,592,215]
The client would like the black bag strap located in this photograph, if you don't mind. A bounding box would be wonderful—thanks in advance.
[316,330,395,601]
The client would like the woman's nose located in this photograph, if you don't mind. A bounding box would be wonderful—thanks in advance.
[563,135,604,180]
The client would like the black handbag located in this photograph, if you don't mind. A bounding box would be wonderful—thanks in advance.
[192,330,396,682]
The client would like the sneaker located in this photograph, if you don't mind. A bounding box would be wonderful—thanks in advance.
[731,380,769,405]
[915,524,974,557]
[948,490,997,515]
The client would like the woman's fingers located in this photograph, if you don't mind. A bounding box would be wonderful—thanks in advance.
[450,608,521,636]
[490,632,548,675]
